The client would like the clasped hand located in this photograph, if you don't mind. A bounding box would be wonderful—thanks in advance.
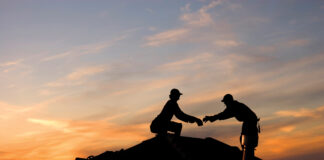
[189,118,203,126]
[203,116,217,123]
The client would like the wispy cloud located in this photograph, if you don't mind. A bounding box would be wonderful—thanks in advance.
[276,106,324,118]
[181,3,191,12]
[0,95,68,120]
[213,40,240,47]
[144,1,223,47]
[279,125,296,133]
[0,59,24,73]
[46,65,107,87]
[180,0,221,27]
[0,59,24,67]
[41,52,72,62]
[157,53,213,71]
[41,35,126,62]
[27,118,70,132]
[67,66,106,81]
[144,28,190,46]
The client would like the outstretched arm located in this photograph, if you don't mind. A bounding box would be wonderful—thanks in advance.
[203,114,219,122]
[204,108,234,123]
[175,105,203,126]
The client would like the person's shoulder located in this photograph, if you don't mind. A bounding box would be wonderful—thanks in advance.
[166,99,177,106]
[165,99,173,105]
[233,100,240,104]
[234,100,246,107]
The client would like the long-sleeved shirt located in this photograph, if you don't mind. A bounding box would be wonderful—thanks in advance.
[155,99,197,123]
[215,101,258,123]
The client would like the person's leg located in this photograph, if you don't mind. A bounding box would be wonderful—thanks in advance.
[174,123,182,137]
[241,134,258,160]
[168,121,182,137]
[150,119,158,133]
[150,119,168,136]
[242,146,254,160]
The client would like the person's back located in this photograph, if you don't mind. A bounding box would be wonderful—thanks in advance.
[157,99,178,123]
[230,100,257,123]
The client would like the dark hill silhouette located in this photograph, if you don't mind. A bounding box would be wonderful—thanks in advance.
[76,134,261,160]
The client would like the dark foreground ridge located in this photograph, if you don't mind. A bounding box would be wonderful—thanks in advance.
[76,134,261,160]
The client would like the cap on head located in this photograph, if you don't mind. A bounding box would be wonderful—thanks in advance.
[170,88,182,96]
[222,94,233,102]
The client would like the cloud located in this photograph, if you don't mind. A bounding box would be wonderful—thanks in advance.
[286,38,310,47]
[27,118,70,132]
[0,59,24,73]
[144,1,224,47]
[181,3,191,12]
[41,52,71,62]
[41,35,126,62]
[139,51,324,126]
[0,59,24,67]
[46,65,107,87]
[0,95,68,121]
[276,106,324,118]
[180,0,221,27]
[213,40,240,47]
[157,53,213,71]
[67,66,106,81]
[144,28,190,46]
[279,125,296,133]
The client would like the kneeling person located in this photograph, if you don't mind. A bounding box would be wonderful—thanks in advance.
[150,88,203,136]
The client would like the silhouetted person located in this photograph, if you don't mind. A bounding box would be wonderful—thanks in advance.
[203,94,260,160]
[150,88,203,137]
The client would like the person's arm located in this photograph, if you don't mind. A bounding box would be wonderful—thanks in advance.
[174,104,203,126]
[203,108,234,122]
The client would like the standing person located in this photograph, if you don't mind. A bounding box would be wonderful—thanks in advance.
[203,94,260,160]
[150,88,203,137]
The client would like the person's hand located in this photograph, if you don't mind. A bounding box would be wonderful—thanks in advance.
[204,115,218,123]
[203,116,209,122]
[196,118,203,126]
[203,116,213,123]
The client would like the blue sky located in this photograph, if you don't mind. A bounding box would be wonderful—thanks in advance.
[0,0,324,160]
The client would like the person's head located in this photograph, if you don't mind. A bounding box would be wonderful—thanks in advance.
[169,88,182,101]
[221,94,234,105]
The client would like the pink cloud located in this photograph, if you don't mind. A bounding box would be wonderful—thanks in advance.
[145,28,190,46]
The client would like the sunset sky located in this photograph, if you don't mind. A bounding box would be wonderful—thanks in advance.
[1,0,324,160]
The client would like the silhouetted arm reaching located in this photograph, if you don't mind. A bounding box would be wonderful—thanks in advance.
[204,108,234,123]
[174,104,203,126]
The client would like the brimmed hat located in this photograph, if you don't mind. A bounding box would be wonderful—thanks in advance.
[170,88,182,95]
[222,94,233,102]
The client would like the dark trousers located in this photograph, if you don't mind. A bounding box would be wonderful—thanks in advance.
[150,119,182,136]
[241,121,259,160]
